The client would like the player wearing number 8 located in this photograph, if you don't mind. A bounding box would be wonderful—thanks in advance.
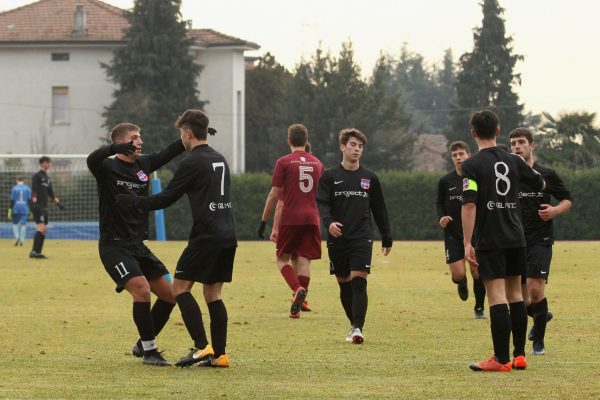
[461,110,545,372]
[258,124,323,318]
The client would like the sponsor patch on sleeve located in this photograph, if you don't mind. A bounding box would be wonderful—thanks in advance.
[463,178,477,191]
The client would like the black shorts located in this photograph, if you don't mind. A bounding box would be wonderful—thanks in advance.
[476,247,526,280]
[99,242,170,293]
[526,244,552,282]
[327,241,372,277]
[444,236,465,264]
[32,205,48,225]
[175,245,236,284]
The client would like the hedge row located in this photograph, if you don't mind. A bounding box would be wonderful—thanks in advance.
[163,168,597,241]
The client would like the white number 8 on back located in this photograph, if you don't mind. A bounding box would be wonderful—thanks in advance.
[494,162,510,196]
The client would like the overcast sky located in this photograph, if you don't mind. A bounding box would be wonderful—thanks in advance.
[2,0,599,117]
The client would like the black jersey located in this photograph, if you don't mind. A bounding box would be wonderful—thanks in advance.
[31,170,55,207]
[461,147,544,250]
[519,162,573,246]
[435,170,464,240]
[317,164,392,247]
[87,139,185,243]
[136,144,237,248]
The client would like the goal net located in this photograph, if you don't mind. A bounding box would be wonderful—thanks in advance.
[0,154,99,240]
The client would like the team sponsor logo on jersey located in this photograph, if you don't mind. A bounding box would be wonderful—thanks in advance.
[463,178,477,191]
[518,191,544,198]
[136,170,149,182]
[361,179,370,189]
[335,190,369,198]
[487,201,517,210]
[449,195,463,201]
[300,156,306,163]
[116,180,147,190]
[209,202,232,211]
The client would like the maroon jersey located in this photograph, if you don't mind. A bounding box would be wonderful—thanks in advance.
[272,151,323,226]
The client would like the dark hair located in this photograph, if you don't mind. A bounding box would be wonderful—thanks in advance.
[288,124,308,147]
[339,128,368,145]
[110,123,140,142]
[509,127,534,144]
[304,143,311,153]
[16,177,23,182]
[497,143,511,153]
[175,109,216,140]
[449,140,470,153]
[470,110,499,140]
[39,156,51,164]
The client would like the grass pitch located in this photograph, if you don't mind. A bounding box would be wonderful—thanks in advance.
[1,240,599,399]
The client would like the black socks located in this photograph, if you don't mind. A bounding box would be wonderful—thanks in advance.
[351,277,368,330]
[489,304,511,364]
[509,301,528,357]
[208,300,228,357]
[473,278,486,310]
[176,292,208,349]
[338,281,353,325]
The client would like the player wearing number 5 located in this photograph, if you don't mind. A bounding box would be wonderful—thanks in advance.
[461,110,545,372]
[117,110,237,368]
[258,124,323,318]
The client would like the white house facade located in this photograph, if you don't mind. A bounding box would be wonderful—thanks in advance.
[0,0,258,173]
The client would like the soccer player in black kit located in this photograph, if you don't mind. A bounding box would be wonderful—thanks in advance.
[436,141,486,317]
[462,110,545,372]
[317,128,392,344]
[510,127,572,356]
[30,156,64,259]
[87,123,184,366]
[118,110,236,368]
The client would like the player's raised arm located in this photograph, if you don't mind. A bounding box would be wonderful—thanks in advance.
[143,138,186,173]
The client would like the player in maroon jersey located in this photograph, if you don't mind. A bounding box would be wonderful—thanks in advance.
[258,124,324,318]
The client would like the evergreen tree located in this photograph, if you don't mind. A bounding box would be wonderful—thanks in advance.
[431,48,457,134]
[245,53,293,172]
[537,111,600,170]
[360,54,414,170]
[391,45,436,133]
[102,0,203,152]
[450,0,524,143]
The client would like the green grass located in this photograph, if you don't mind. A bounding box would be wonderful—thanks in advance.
[1,240,599,399]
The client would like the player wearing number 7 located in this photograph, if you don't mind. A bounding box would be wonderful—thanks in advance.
[258,124,323,318]
[117,110,237,368]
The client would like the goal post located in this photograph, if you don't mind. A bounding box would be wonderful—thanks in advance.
[0,154,166,241]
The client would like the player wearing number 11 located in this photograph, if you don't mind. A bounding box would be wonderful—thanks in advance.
[117,109,236,368]
[258,124,323,318]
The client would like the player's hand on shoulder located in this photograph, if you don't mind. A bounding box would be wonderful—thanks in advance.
[111,140,136,156]
[257,220,267,239]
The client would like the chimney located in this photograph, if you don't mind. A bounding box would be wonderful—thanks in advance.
[73,5,86,35]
